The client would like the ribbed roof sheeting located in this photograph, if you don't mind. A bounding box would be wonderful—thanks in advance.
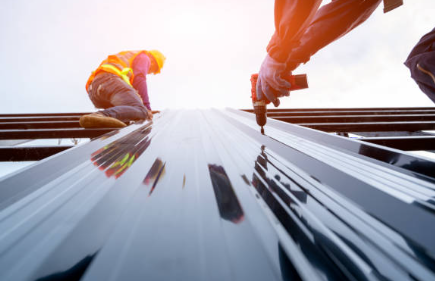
[0,109,435,281]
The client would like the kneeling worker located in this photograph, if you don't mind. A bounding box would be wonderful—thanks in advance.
[80,50,165,128]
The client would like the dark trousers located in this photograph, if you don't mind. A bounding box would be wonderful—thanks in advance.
[88,73,148,123]
[273,0,382,71]
[405,27,435,103]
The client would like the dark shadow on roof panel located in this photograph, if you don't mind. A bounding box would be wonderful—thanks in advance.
[143,158,166,196]
[35,253,96,281]
[208,164,244,224]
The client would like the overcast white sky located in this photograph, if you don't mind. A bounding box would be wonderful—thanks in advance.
[0,0,435,113]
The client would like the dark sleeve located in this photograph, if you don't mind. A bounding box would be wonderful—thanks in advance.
[132,52,151,110]
[405,27,435,67]
[404,27,435,103]
[266,0,321,62]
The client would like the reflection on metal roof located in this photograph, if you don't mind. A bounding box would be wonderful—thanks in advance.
[1,109,435,280]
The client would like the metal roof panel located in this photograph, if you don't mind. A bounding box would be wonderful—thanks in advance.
[0,109,434,280]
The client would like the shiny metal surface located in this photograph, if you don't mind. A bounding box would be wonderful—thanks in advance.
[237,109,435,179]
[247,107,435,156]
[0,109,435,281]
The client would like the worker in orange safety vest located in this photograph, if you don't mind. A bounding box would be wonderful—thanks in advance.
[80,50,165,128]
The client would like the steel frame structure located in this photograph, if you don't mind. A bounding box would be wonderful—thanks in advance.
[0,108,435,281]
[245,107,435,151]
[2,107,435,161]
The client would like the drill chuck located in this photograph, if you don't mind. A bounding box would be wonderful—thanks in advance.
[253,101,267,127]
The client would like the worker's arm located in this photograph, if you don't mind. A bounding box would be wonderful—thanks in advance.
[266,0,321,64]
[257,1,321,106]
[269,0,382,69]
[132,52,151,111]
[404,27,435,103]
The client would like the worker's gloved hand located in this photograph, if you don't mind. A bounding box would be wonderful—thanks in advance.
[146,110,153,120]
[256,54,291,107]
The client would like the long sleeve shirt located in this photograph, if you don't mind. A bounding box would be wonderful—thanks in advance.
[404,27,435,103]
[132,52,151,110]
[267,0,383,67]
[267,0,321,63]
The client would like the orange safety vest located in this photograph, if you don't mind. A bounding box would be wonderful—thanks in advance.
[86,50,149,92]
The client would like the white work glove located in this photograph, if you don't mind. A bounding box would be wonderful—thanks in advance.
[256,54,291,107]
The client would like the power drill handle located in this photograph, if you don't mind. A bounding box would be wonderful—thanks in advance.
[285,74,309,91]
[251,73,308,103]
[250,73,308,130]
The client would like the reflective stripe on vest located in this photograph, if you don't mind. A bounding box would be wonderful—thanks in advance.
[86,50,148,92]
[99,64,133,86]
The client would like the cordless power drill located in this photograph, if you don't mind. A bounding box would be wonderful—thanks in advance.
[251,73,308,134]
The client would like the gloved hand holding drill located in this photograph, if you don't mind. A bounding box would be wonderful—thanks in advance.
[251,0,399,132]
[251,69,307,134]
[256,54,292,107]
[255,0,398,107]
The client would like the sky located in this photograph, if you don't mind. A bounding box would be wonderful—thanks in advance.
[0,0,435,113]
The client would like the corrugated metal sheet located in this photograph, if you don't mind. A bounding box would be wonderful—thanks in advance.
[0,109,435,281]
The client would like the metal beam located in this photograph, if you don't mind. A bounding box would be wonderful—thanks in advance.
[353,131,435,137]
[267,106,435,111]
[0,128,115,140]
[0,121,80,129]
[274,114,435,123]
[299,121,435,132]
[360,136,435,151]
[0,146,73,161]
[244,107,435,116]
[0,116,81,123]
[0,112,87,117]
[0,111,160,119]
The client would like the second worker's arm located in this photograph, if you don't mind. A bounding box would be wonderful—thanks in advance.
[257,0,322,106]
[132,52,152,111]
